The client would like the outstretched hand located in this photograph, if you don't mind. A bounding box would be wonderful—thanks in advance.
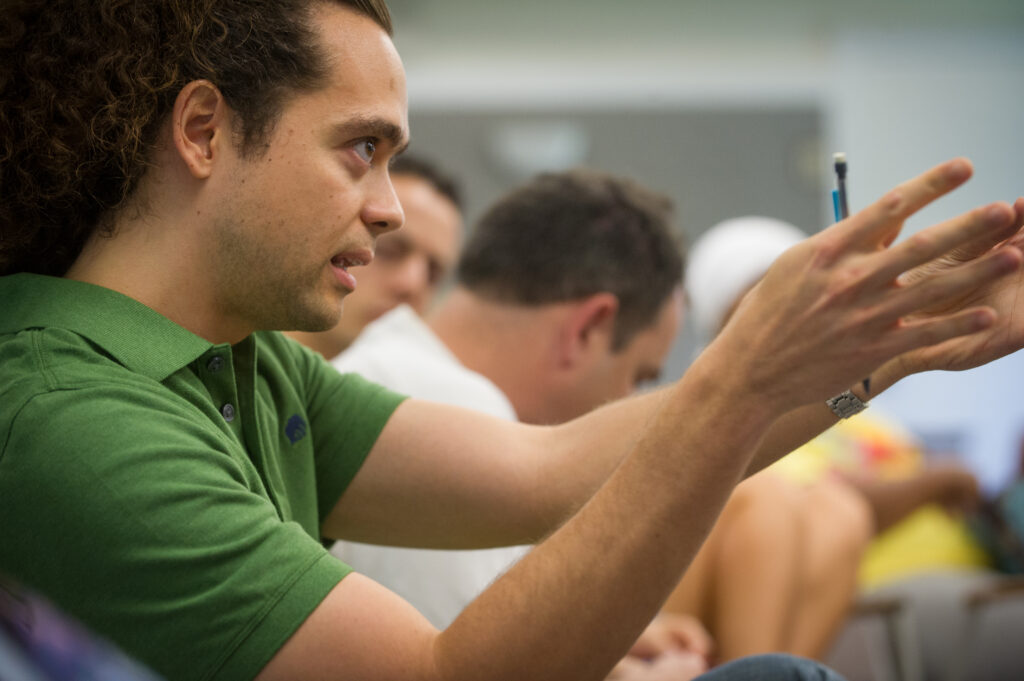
[605,614,712,681]
[890,196,1024,375]
[712,158,1024,411]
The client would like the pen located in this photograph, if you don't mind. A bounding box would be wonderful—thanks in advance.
[832,152,849,222]
[832,151,871,398]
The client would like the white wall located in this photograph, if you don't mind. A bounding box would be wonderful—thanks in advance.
[829,28,1024,493]
[390,1,1024,491]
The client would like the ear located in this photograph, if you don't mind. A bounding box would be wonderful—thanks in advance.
[171,80,230,180]
[557,293,619,369]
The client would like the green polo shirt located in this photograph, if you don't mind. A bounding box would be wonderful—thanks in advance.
[0,274,407,681]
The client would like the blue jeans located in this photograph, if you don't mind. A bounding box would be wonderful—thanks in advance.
[696,654,849,681]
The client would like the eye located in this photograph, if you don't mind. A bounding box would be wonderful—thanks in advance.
[353,138,377,165]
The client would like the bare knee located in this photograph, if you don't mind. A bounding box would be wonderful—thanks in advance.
[803,479,873,565]
[728,471,803,519]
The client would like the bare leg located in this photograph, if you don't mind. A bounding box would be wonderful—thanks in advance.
[785,478,873,658]
[663,472,805,662]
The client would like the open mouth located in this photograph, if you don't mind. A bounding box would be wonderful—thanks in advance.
[330,250,372,291]
[331,253,369,270]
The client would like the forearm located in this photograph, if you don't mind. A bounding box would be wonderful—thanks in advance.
[270,351,782,681]
[530,386,674,532]
[743,358,905,477]
[435,351,779,681]
[534,354,907,532]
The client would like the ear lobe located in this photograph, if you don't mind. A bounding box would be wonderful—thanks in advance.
[172,80,228,180]
[558,293,619,368]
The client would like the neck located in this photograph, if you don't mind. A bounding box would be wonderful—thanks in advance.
[283,329,350,361]
[429,287,563,424]
[64,185,250,346]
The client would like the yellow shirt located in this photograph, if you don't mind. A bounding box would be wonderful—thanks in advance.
[770,412,991,588]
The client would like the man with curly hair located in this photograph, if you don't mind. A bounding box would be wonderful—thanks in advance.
[2,2,1024,681]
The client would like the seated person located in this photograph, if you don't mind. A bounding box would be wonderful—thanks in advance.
[331,168,711,678]
[4,2,1024,679]
[661,216,992,667]
[682,216,990,589]
[330,172,886,665]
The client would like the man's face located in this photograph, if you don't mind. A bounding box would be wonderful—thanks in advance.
[206,5,409,334]
[552,291,683,423]
[329,172,463,348]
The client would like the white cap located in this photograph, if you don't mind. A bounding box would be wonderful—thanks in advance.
[685,216,808,341]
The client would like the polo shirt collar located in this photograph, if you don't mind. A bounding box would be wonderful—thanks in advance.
[0,273,215,381]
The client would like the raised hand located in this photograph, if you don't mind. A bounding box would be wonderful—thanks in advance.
[890,195,1024,375]
[711,158,1023,410]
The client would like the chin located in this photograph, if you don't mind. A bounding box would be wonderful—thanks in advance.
[280,299,344,333]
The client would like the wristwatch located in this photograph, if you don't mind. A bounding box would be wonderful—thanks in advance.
[825,389,868,419]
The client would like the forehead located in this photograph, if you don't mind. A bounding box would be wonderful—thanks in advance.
[301,3,409,144]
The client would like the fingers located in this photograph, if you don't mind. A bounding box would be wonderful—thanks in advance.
[889,306,997,358]
[1006,197,1024,250]
[839,158,974,246]
[942,198,1024,264]
[671,626,713,658]
[655,613,712,656]
[645,651,708,681]
[870,201,1019,285]
[881,239,1023,321]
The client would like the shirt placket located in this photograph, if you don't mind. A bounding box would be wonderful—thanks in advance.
[199,347,243,442]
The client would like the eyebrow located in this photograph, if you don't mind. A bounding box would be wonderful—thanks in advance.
[334,115,410,155]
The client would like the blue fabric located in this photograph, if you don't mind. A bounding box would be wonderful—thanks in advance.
[0,579,164,681]
[697,654,849,681]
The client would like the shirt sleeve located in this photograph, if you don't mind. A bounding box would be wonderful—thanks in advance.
[275,335,408,523]
[0,383,349,681]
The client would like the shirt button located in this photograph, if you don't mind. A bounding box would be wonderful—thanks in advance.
[221,403,236,422]
[207,356,225,372]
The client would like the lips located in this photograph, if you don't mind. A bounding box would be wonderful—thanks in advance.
[330,248,373,291]
[331,252,369,269]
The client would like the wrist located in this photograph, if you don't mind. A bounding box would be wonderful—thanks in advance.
[871,358,906,395]
[687,339,787,430]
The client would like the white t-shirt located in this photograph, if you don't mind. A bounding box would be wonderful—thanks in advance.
[331,305,530,629]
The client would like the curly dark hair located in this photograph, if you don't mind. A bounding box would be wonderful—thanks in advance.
[458,168,685,351]
[0,0,392,277]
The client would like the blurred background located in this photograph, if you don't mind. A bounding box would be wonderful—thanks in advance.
[387,0,1024,495]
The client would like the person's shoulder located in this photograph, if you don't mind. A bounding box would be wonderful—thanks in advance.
[332,311,516,418]
[0,327,228,461]
[332,306,448,379]
[0,326,147,416]
[254,329,340,389]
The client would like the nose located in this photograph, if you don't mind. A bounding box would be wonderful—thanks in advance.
[362,171,405,235]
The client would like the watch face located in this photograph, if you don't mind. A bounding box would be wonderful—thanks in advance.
[827,391,867,419]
